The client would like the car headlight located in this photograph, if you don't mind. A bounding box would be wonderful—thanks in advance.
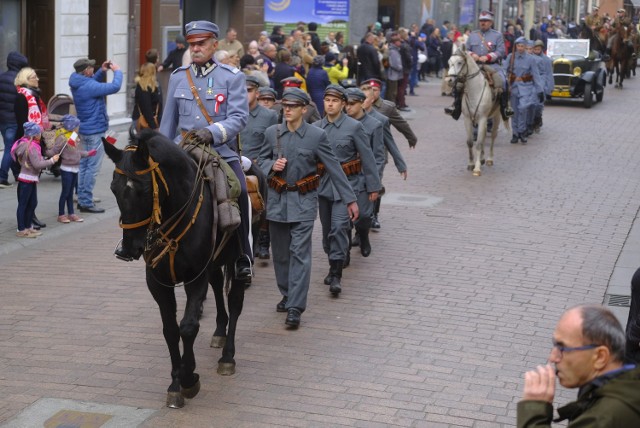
[573,67,582,76]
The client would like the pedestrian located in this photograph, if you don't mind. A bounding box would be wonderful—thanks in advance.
[305,55,330,116]
[132,62,162,131]
[45,114,96,224]
[323,52,349,84]
[358,77,414,230]
[257,88,358,328]
[396,28,413,110]
[239,75,278,260]
[14,66,51,229]
[530,40,553,133]
[517,304,640,427]
[69,57,122,213]
[314,85,381,295]
[503,37,543,144]
[357,33,383,84]
[0,51,28,188]
[159,20,253,284]
[409,32,426,96]
[158,34,187,72]
[272,49,294,99]
[385,33,403,108]
[11,122,59,238]
[217,28,245,59]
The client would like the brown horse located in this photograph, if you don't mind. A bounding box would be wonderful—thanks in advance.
[607,25,632,88]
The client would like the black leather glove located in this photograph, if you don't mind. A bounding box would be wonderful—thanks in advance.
[193,128,214,145]
[538,92,544,103]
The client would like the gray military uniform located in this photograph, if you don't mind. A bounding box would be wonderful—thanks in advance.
[367,108,407,177]
[257,121,356,312]
[314,112,381,261]
[466,28,507,87]
[159,62,248,162]
[240,103,278,161]
[503,52,543,136]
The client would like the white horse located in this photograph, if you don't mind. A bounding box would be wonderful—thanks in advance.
[446,44,510,176]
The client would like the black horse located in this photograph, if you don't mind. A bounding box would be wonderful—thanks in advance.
[102,130,245,408]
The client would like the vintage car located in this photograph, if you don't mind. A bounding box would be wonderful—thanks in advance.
[547,39,607,108]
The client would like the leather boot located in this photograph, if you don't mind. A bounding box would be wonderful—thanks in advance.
[444,90,462,120]
[235,255,252,282]
[324,258,334,285]
[351,230,360,247]
[358,227,371,257]
[500,91,514,120]
[256,230,270,259]
[510,134,519,144]
[329,260,343,295]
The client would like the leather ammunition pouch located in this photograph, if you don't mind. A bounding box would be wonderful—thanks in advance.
[246,175,264,217]
[509,73,533,84]
[269,173,320,194]
[317,159,362,177]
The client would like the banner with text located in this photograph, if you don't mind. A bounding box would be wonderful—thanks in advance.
[264,0,350,45]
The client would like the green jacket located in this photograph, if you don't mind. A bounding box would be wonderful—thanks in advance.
[517,365,640,427]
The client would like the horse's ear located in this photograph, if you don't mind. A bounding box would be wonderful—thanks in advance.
[134,137,150,166]
[102,138,123,163]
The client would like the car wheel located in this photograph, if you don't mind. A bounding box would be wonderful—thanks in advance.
[583,82,593,108]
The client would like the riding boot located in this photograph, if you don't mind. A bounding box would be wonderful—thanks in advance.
[329,260,343,295]
[444,90,462,120]
[256,230,270,259]
[235,255,252,283]
[500,91,514,120]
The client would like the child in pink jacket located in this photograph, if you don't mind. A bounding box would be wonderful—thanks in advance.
[11,122,60,237]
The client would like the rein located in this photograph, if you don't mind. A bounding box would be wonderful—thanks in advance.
[115,145,211,286]
[450,52,487,125]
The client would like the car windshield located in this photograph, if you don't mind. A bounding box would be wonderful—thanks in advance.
[547,39,590,57]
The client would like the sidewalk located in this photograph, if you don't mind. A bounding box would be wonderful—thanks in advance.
[0,124,129,255]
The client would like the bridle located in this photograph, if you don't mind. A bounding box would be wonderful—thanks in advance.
[448,50,488,125]
[115,145,210,286]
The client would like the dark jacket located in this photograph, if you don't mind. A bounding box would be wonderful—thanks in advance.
[0,52,29,124]
[399,40,413,74]
[356,42,382,83]
[306,66,330,116]
[132,84,163,129]
[272,62,295,99]
[161,47,187,71]
[517,365,640,427]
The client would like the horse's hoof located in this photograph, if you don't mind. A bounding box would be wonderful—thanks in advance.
[210,335,226,348]
[166,391,185,409]
[217,362,236,376]
[472,170,481,176]
[181,379,201,399]
[486,160,493,166]
[467,165,474,171]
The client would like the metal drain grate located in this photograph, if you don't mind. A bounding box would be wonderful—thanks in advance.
[605,294,632,307]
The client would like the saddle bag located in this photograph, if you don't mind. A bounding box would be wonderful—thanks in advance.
[246,175,265,216]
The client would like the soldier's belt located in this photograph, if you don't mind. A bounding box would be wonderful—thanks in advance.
[269,173,320,194]
[317,159,362,177]
[509,74,533,83]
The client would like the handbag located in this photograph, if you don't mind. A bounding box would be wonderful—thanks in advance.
[135,103,159,131]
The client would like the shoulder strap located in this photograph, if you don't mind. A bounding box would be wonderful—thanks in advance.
[185,69,214,125]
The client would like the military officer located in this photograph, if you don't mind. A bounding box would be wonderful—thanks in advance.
[313,85,381,296]
[257,87,277,110]
[531,40,553,133]
[257,88,358,328]
[269,77,321,123]
[159,20,253,282]
[503,37,543,144]
[239,74,278,260]
[358,78,411,230]
[343,87,385,260]
[445,10,513,121]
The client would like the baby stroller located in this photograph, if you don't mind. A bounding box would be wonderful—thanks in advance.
[43,94,77,177]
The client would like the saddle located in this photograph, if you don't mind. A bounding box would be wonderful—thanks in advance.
[479,65,503,97]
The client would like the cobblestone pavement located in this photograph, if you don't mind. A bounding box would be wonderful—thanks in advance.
[0,73,638,427]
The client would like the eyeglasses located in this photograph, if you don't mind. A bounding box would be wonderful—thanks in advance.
[551,341,600,358]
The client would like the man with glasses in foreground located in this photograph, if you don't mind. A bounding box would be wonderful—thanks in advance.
[517,304,640,427]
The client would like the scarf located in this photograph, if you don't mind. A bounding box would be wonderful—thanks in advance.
[17,86,50,130]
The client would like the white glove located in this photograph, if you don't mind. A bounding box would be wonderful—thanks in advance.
[241,156,252,172]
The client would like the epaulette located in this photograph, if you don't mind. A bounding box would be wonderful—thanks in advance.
[220,63,240,74]
[171,65,190,75]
